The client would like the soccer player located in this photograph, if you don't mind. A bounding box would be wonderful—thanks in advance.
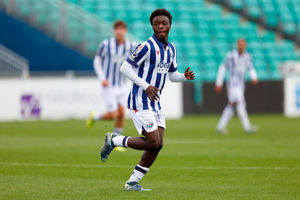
[86,20,136,136]
[215,38,258,134]
[100,9,195,191]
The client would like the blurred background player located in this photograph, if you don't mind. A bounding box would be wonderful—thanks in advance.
[100,9,194,191]
[215,38,258,134]
[86,20,136,136]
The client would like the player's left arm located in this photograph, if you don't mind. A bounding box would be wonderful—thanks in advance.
[248,54,258,85]
[169,67,194,82]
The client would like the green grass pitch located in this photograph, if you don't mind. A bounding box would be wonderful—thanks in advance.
[0,114,300,200]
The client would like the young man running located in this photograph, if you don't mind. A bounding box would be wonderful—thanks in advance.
[86,20,136,136]
[100,9,195,191]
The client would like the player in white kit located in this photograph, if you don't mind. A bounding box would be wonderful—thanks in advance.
[215,39,258,134]
[86,20,136,136]
[100,9,195,191]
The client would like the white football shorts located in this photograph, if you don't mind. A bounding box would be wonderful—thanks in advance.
[227,87,245,104]
[129,109,166,135]
[103,86,127,112]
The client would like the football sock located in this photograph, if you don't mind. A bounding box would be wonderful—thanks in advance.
[217,104,234,130]
[127,164,149,183]
[93,113,102,120]
[112,135,129,147]
[237,103,251,130]
[113,128,123,135]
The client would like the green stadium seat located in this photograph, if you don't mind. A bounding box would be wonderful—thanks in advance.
[265,15,278,27]
[16,0,32,16]
[229,0,244,11]
[295,50,300,60]
[257,69,270,81]
[283,22,296,35]
[68,31,82,44]
[248,6,261,19]
[270,70,282,80]
[68,0,78,4]
[34,13,47,25]
[260,31,276,42]
[85,41,99,53]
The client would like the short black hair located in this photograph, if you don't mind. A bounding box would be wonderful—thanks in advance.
[150,8,172,25]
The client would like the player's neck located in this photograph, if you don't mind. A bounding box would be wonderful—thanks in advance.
[158,37,168,46]
[160,39,168,46]
[116,38,125,45]
[238,50,244,55]
[154,34,168,46]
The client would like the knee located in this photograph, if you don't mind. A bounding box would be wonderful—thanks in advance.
[157,142,163,152]
[108,110,119,119]
[149,140,163,152]
[118,109,125,118]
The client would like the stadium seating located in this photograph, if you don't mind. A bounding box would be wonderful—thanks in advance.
[1,0,299,82]
[62,0,300,81]
[227,0,300,37]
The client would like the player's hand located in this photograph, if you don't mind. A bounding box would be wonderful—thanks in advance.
[184,67,195,80]
[102,79,109,87]
[252,79,258,85]
[215,85,222,94]
[146,86,160,102]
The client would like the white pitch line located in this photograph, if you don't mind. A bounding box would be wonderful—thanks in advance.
[0,162,298,170]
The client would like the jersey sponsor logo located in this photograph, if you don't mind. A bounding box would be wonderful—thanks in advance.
[155,62,171,74]
[128,44,144,61]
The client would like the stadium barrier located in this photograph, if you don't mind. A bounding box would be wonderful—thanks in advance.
[282,62,300,117]
[183,81,284,114]
[0,77,183,121]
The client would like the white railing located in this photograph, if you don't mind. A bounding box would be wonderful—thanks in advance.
[0,44,29,78]
[44,0,139,43]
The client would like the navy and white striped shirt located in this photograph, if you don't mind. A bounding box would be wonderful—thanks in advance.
[125,34,178,111]
[96,37,136,87]
[217,50,257,90]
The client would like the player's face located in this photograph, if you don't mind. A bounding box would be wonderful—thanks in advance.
[152,15,171,41]
[237,39,247,53]
[114,26,127,40]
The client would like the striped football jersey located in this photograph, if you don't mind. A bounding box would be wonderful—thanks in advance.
[96,37,136,87]
[125,34,177,111]
[222,50,256,90]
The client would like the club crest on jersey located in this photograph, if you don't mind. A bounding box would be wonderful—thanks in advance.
[156,50,160,55]
[128,44,144,61]
[146,121,154,128]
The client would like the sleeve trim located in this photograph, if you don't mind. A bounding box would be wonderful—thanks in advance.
[126,58,139,68]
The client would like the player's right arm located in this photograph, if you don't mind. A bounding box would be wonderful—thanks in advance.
[215,53,230,93]
[94,40,108,87]
[247,54,258,85]
[120,43,159,101]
